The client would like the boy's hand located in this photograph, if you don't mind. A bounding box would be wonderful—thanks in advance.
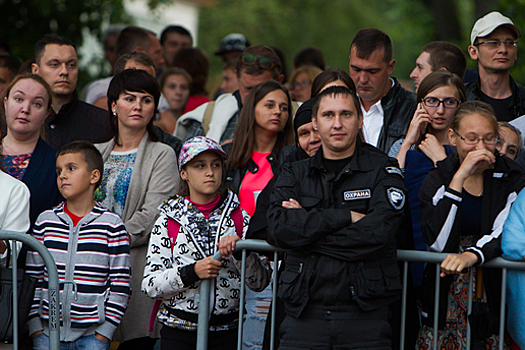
[31,330,44,338]
[195,257,222,279]
[95,333,110,342]
[218,235,240,258]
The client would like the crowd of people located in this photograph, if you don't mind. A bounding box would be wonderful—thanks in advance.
[3,8,525,350]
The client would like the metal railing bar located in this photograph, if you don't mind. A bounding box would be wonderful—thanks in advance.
[499,268,507,350]
[466,267,474,350]
[270,250,278,350]
[194,243,525,350]
[400,260,407,350]
[0,230,60,350]
[433,263,440,350]
[12,240,19,350]
[237,249,247,350]
[196,240,284,350]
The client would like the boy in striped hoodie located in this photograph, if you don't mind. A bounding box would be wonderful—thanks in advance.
[26,141,131,349]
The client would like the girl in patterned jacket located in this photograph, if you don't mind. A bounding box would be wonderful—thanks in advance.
[142,136,271,350]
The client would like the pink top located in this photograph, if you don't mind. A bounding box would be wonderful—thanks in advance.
[186,194,221,219]
[239,152,273,216]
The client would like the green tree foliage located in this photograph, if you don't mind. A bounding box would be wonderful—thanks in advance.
[198,0,454,84]
[1,0,131,87]
[198,0,522,86]
[2,0,131,60]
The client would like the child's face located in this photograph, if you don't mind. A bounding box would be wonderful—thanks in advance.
[56,152,100,201]
[181,151,223,203]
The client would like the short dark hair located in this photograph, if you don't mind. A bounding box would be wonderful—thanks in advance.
[160,25,192,46]
[350,28,392,64]
[313,85,361,119]
[107,69,161,146]
[311,67,356,97]
[422,41,467,79]
[103,25,125,49]
[0,55,22,81]
[159,67,192,90]
[115,26,154,58]
[114,52,155,76]
[293,46,326,70]
[172,47,209,96]
[236,45,282,81]
[34,34,76,65]
[57,141,104,188]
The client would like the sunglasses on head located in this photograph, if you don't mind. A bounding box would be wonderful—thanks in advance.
[240,54,276,70]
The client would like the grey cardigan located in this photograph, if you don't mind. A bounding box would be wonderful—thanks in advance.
[96,132,179,342]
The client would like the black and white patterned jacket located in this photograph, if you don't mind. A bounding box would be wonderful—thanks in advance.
[142,190,271,329]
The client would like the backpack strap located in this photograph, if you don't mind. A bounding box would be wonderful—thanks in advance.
[149,217,180,331]
[167,218,181,251]
[231,207,244,238]
[202,101,216,135]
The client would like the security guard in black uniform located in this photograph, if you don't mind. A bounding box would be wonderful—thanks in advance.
[268,86,406,349]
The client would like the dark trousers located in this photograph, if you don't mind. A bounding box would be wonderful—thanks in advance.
[278,305,392,350]
[117,337,157,350]
[159,325,238,350]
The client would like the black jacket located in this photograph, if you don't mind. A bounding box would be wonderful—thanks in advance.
[44,91,112,149]
[377,77,417,153]
[465,76,525,121]
[419,152,525,328]
[267,140,406,317]
[224,147,280,194]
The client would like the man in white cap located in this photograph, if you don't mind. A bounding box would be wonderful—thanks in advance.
[467,11,525,122]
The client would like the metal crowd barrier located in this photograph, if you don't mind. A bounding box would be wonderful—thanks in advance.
[194,240,525,350]
[0,230,60,350]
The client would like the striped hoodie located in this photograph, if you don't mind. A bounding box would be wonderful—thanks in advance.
[26,202,131,342]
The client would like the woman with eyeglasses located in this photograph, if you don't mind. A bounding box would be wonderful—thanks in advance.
[388,71,465,290]
[416,100,525,350]
[288,65,322,103]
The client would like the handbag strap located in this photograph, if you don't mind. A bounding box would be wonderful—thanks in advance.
[4,241,10,268]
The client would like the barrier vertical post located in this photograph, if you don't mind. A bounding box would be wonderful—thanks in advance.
[270,250,279,350]
[11,242,19,350]
[400,260,407,350]
[499,268,507,350]
[237,249,247,350]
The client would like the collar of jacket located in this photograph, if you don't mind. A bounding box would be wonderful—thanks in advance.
[470,75,525,113]
[47,90,79,123]
[309,138,374,175]
[160,189,237,222]
[380,76,401,109]
[245,150,278,174]
[53,201,107,226]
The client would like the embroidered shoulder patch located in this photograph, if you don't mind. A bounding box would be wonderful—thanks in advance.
[344,189,371,201]
[385,166,404,178]
[387,187,405,210]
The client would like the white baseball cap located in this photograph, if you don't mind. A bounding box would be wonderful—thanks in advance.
[470,11,520,45]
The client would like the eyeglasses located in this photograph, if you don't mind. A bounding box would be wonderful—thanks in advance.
[422,97,460,109]
[474,40,518,49]
[291,80,312,90]
[240,54,276,69]
[453,130,498,145]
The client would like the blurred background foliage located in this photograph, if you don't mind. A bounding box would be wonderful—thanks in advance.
[2,0,525,90]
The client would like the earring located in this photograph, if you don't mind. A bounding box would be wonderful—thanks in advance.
[112,110,117,117]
